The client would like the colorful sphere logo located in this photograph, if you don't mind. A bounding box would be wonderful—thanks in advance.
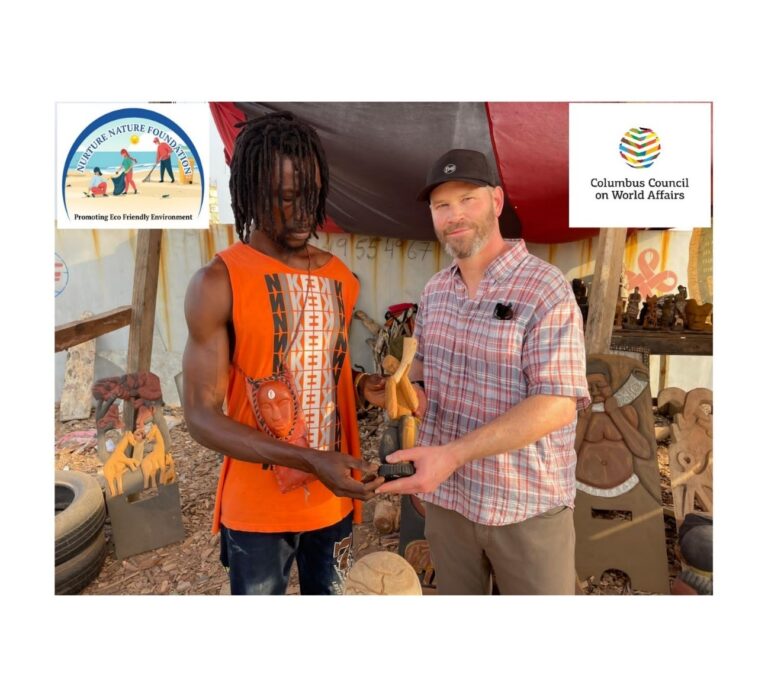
[619,127,661,168]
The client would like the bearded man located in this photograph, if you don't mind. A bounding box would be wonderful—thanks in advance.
[375,149,590,595]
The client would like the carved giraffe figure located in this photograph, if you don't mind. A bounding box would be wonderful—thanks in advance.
[102,431,139,497]
[139,423,166,490]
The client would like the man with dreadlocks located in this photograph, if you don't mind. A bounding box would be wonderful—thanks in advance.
[183,111,383,595]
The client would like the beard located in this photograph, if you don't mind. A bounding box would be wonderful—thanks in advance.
[271,224,316,251]
[436,206,496,259]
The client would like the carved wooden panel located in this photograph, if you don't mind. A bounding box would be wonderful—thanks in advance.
[574,354,669,594]
[661,387,713,527]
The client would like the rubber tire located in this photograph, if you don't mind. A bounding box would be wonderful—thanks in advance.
[55,470,106,564]
[55,530,107,595]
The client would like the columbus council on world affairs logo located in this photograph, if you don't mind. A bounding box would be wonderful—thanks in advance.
[619,127,661,169]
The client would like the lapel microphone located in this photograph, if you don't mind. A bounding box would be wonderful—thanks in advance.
[493,302,514,320]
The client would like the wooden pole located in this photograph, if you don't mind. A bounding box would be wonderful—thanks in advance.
[658,354,669,393]
[124,229,163,430]
[585,228,627,355]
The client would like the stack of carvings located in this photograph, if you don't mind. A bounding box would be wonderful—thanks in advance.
[574,276,713,333]
[623,284,712,332]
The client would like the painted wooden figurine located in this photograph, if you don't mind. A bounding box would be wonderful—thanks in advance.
[102,430,140,497]
[378,336,420,481]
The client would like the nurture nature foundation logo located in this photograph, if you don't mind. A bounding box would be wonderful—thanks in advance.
[57,104,210,229]
[619,127,661,169]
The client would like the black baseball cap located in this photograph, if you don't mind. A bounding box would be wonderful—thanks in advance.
[417,148,499,202]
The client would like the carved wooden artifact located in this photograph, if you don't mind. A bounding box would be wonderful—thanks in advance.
[343,551,422,595]
[378,337,420,480]
[92,372,170,464]
[625,287,641,327]
[685,299,713,331]
[246,370,316,493]
[661,387,713,526]
[103,430,140,498]
[574,354,669,593]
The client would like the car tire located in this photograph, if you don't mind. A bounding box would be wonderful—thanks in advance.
[55,470,106,564]
[55,530,107,595]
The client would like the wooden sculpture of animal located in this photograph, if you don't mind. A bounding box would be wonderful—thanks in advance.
[102,430,139,497]
[162,452,176,485]
[139,423,166,490]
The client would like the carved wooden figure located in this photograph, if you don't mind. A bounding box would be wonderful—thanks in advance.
[139,423,167,490]
[642,295,660,329]
[102,430,140,497]
[660,297,676,330]
[403,540,436,587]
[625,287,641,327]
[685,299,713,331]
[91,372,170,464]
[674,285,688,329]
[661,388,713,526]
[614,292,625,329]
[574,355,669,593]
[162,452,177,485]
[379,337,420,480]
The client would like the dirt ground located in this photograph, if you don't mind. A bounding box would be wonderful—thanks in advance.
[54,406,682,595]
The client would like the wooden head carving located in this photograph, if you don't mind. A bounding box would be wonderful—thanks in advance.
[246,371,307,445]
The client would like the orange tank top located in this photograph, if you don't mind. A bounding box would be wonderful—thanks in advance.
[211,241,362,533]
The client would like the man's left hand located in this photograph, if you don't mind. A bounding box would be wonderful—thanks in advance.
[374,445,459,495]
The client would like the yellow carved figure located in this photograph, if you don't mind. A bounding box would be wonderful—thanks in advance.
[162,452,177,485]
[139,423,167,490]
[102,430,139,497]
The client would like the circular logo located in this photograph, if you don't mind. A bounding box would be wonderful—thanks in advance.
[443,164,456,174]
[619,127,661,169]
[55,253,69,297]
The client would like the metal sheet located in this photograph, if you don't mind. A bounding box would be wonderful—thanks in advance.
[55,226,711,404]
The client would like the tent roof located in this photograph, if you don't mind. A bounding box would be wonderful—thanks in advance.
[211,102,598,244]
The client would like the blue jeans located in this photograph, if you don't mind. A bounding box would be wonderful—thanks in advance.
[159,158,174,182]
[220,513,353,595]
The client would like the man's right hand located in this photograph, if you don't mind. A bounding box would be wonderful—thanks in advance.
[306,450,384,501]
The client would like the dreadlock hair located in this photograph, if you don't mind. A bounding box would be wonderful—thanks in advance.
[229,110,330,242]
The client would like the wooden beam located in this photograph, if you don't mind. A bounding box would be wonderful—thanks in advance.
[125,229,163,430]
[585,228,627,355]
[55,306,132,352]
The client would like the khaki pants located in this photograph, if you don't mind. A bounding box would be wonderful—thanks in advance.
[424,502,576,595]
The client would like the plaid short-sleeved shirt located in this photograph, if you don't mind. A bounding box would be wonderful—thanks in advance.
[414,240,590,525]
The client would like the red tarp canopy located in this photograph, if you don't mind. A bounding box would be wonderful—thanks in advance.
[211,102,598,244]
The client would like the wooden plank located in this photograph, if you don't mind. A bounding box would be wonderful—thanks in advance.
[584,228,627,355]
[55,306,132,352]
[611,329,712,356]
[124,229,163,430]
